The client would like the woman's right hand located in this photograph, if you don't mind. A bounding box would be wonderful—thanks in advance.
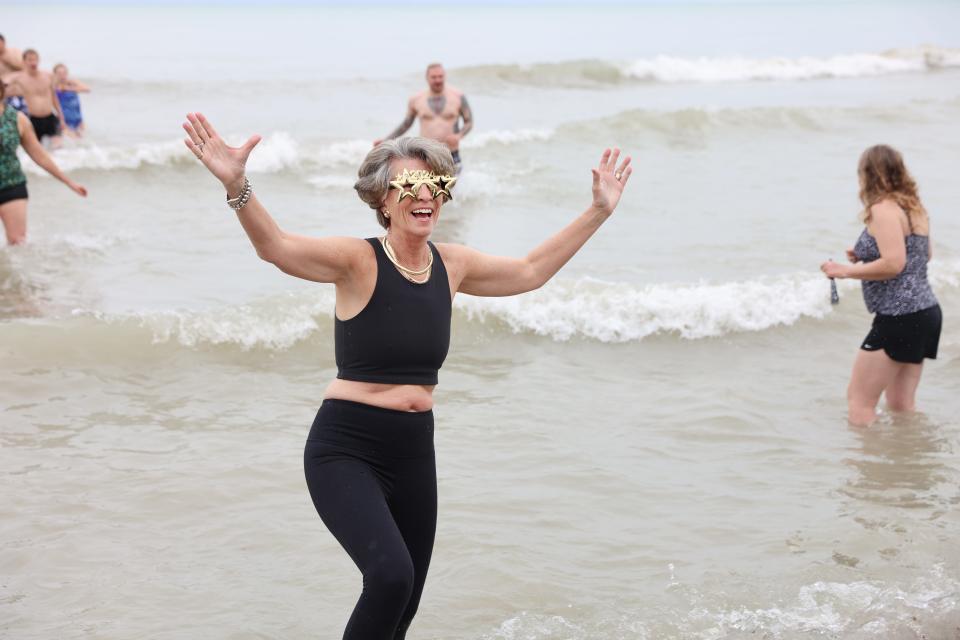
[845,247,859,263]
[182,112,261,195]
[67,180,87,197]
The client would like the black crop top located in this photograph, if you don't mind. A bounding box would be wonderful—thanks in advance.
[335,238,452,385]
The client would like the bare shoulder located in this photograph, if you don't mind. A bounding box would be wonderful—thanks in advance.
[314,235,377,281]
[871,198,902,215]
[868,198,904,224]
[335,235,378,262]
[435,241,472,266]
[866,199,910,240]
[434,242,472,283]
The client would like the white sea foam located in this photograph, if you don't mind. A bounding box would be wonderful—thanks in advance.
[18,129,555,177]
[20,139,187,174]
[459,273,838,342]
[241,132,301,173]
[72,290,337,351]
[49,260,960,351]
[312,139,373,168]
[464,128,555,148]
[623,46,960,83]
[19,132,301,175]
[482,565,959,639]
[457,46,960,88]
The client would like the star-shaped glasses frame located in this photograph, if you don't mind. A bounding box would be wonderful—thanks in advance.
[390,169,457,203]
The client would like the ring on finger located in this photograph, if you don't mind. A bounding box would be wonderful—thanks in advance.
[615,171,623,180]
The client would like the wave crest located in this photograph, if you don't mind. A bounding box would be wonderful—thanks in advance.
[20,132,301,175]
[456,46,960,87]
[5,264,956,352]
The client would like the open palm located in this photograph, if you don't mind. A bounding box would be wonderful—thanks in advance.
[182,112,261,190]
[591,148,632,214]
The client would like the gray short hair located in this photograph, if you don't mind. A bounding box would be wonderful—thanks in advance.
[354,137,455,229]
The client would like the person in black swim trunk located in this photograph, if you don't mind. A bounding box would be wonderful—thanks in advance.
[374,63,473,174]
[182,111,631,640]
[4,49,65,147]
[0,81,86,244]
[821,145,941,427]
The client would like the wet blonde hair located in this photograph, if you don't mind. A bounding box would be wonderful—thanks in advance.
[354,137,455,229]
[858,144,927,227]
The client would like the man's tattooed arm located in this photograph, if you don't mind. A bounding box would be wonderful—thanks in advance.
[457,96,474,138]
[386,108,417,140]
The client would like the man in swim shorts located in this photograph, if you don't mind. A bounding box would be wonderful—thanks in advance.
[374,62,473,173]
[5,49,64,146]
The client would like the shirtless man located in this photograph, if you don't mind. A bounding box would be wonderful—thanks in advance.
[0,35,24,77]
[375,62,473,172]
[0,34,28,114]
[5,49,64,147]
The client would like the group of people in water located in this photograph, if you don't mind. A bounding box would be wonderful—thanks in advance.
[178,62,942,639]
[0,42,943,637]
[0,35,89,146]
[0,34,88,245]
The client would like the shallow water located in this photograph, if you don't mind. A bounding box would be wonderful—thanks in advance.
[2,2,960,639]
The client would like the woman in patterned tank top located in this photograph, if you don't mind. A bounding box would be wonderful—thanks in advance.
[0,80,86,245]
[821,145,941,427]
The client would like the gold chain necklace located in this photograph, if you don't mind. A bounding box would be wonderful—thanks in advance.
[381,236,433,283]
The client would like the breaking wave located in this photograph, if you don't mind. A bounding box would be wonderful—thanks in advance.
[456,46,960,87]
[3,260,957,354]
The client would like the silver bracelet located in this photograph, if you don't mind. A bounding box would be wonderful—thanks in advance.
[226,177,252,210]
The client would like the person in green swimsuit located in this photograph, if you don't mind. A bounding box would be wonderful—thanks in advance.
[0,81,86,245]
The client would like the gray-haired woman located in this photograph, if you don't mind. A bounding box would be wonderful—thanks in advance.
[182,112,631,640]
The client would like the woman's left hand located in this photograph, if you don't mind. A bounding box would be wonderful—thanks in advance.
[820,259,850,279]
[591,148,632,215]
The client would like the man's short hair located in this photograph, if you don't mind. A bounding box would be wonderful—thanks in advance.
[425,62,443,74]
[0,35,6,42]
[23,48,38,59]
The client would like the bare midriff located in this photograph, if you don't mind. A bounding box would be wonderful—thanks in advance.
[418,118,457,146]
[323,379,435,412]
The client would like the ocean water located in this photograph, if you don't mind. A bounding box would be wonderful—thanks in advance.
[2,2,960,639]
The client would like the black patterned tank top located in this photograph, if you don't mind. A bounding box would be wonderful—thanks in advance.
[852,228,938,316]
[0,106,26,190]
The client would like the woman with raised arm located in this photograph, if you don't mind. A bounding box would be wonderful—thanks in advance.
[821,145,941,427]
[0,81,86,245]
[182,112,631,640]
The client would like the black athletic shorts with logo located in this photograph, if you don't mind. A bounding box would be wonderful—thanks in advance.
[861,304,942,364]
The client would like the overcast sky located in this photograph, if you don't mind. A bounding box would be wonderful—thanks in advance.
[18,0,909,5]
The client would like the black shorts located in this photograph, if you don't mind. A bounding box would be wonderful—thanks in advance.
[861,304,942,364]
[29,114,60,140]
[0,182,28,206]
[451,149,462,173]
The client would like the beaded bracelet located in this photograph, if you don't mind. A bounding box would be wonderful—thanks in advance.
[226,177,252,210]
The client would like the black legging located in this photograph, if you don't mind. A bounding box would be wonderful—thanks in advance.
[304,399,437,640]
